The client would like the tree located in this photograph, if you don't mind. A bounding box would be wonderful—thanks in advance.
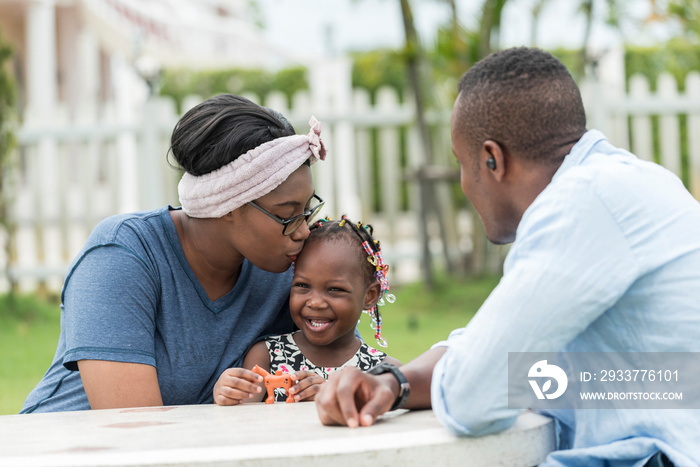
[530,0,554,47]
[478,0,509,57]
[658,0,700,42]
[0,29,17,294]
[398,0,445,288]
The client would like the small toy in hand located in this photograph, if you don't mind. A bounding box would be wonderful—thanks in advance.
[251,365,296,404]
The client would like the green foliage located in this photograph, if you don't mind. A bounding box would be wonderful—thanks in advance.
[350,49,408,102]
[432,24,480,90]
[363,274,500,363]
[666,0,700,42]
[0,30,17,188]
[624,40,700,189]
[0,31,15,160]
[159,66,308,111]
[350,40,700,97]
[270,66,308,99]
[549,48,585,81]
[625,39,700,91]
[0,29,17,293]
[0,294,61,415]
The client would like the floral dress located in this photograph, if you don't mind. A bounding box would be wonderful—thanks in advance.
[264,332,387,402]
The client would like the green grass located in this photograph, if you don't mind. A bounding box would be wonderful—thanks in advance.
[0,293,61,415]
[0,274,500,415]
[360,274,501,363]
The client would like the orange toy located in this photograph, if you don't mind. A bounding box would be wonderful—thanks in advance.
[251,365,296,404]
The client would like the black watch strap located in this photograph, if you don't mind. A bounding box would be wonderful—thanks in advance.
[368,363,411,411]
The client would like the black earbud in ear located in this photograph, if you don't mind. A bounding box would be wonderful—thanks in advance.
[486,158,497,170]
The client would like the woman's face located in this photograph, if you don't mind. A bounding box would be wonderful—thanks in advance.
[229,165,315,273]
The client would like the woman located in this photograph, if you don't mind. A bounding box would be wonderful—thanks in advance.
[21,94,326,412]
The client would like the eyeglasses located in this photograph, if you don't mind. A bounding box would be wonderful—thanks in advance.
[248,194,325,236]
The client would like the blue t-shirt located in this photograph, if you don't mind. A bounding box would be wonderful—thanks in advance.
[21,206,295,413]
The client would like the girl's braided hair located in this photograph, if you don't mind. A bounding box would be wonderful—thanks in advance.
[307,215,395,347]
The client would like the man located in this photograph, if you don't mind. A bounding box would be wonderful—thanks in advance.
[315,47,700,466]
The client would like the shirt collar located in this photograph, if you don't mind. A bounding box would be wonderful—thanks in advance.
[552,129,608,182]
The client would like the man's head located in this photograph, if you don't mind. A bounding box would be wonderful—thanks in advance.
[454,47,586,166]
[451,47,587,244]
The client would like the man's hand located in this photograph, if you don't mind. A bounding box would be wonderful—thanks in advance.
[314,347,447,427]
[315,367,397,427]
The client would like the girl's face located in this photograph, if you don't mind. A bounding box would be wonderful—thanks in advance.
[227,165,314,273]
[290,238,380,348]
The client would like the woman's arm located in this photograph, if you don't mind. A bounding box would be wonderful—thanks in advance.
[63,243,163,410]
[78,360,163,409]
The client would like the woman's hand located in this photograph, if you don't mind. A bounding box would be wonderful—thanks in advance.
[213,368,264,405]
[289,370,325,401]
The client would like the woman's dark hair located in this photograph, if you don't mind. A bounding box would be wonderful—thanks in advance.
[169,94,296,176]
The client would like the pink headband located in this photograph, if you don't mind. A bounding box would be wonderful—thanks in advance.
[178,116,327,218]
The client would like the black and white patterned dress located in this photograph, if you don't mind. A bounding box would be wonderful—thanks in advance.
[264,332,387,402]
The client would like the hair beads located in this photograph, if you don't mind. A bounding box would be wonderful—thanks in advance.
[360,240,394,347]
[308,215,395,347]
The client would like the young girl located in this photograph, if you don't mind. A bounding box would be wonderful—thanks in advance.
[213,216,401,404]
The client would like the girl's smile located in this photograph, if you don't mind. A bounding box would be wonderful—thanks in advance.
[305,318,333,332]
[290,239,378,350]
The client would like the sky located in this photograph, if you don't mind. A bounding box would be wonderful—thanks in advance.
[255,0,673,59]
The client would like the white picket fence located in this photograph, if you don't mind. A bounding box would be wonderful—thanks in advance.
[582,72,700,194]
[1,88,462,293]
[3,72,700,293]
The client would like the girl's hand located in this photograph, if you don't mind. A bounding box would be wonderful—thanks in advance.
[213,368,264,405]
[289,370,325,401]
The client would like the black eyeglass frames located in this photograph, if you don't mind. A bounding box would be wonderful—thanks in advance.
[248,194,325,236]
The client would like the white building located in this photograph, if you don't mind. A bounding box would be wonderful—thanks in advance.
[0,0,342,292]
[0,0,300,126]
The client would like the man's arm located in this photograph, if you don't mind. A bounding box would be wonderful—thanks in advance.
[319,179,640,434]
[430,180,640,436]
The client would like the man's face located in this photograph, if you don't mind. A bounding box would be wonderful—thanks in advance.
[450,100,517,245]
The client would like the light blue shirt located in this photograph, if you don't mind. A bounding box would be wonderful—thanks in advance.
[430,130,700,466]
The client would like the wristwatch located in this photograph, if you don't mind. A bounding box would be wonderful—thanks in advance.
[368,363,411,411]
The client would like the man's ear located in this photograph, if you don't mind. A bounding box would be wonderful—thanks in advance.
[482,140,506,182]
[363,280,382,310]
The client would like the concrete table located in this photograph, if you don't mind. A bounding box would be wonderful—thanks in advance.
[0,403,554,466]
